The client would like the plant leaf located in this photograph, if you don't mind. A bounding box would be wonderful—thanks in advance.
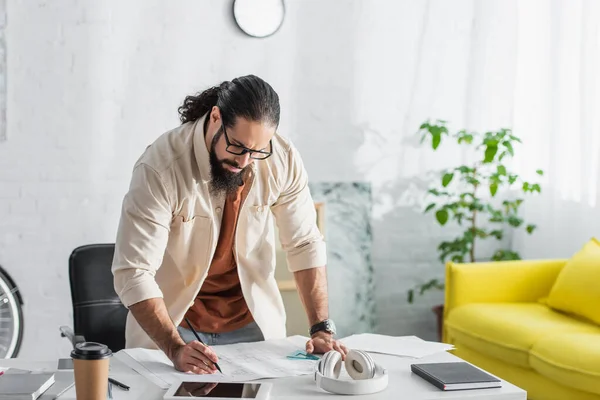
[497,165,507,175]
[490,230,503,240]
[491,249,521,261]
[424,203,436,213]
[432,133,441,150]
[503,141,514,156]
[475,228,488,238]
[509,134,522,143]
[451,255,463,262]
[536,169,544,176]
[465,176,481,186]
[507,215,523,227]
[435,209,449,225]
[490,183,498,196]
[526,224,536,234]
[457,165,473,174]
[484,145,498,163]
[442,173,454,187]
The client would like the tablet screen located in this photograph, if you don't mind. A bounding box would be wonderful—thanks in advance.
[172,382,261,398]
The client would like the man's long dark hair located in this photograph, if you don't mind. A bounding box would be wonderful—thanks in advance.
[178,75,280,128]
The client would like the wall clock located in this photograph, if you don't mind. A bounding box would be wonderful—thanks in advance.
[233,0,285,38]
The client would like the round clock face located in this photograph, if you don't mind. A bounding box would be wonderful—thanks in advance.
[233,0,285,38]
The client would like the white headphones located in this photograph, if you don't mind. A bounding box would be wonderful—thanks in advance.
[314,349,388,395]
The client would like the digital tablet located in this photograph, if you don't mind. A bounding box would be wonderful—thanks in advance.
[163,380,272,399]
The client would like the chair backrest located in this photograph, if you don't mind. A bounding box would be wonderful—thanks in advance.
[68,244,128,353]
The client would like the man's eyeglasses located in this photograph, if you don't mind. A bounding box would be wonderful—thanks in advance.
[222,124,272,160]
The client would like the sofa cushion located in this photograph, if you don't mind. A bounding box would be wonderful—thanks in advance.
[530,333,600,395]
[445,303,600,369]
[547,238,600,325]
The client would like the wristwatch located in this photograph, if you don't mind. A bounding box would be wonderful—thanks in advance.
[309,319,337,336]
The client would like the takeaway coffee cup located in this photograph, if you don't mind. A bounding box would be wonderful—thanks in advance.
[71,342,113,400]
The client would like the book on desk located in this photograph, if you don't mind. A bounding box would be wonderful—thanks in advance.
[0,371,55,400]
[411,361,502,391]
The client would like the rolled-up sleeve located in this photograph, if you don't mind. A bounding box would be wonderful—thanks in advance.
[112,163,172,307]
[271,145,327,272]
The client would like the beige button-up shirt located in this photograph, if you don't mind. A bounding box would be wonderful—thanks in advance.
[111,114,327,349]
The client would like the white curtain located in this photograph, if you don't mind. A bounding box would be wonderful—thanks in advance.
[352,0,600,259]
[512,0,600,259]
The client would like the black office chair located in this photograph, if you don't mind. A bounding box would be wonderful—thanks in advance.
[66,244,128,353]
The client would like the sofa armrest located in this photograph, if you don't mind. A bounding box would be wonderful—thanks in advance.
[444,259,567,315]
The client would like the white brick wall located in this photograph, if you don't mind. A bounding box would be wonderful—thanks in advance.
[0,0,519,360]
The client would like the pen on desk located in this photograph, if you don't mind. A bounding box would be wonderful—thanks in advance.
[108,377,130,391]
[184,317,223,374]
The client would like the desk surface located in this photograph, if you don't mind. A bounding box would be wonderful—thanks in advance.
[0,350,526,399]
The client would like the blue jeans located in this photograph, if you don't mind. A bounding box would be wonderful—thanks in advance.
[177,321,264,346]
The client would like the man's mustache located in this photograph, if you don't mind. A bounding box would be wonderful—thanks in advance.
[221,159,242,169]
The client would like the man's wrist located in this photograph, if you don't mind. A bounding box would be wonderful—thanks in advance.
[309,319,336,337]
[165,336,186,362]
[167,342,184,362]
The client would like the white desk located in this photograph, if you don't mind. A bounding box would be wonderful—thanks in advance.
[0,350,526,399]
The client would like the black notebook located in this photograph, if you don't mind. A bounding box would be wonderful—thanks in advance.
[411,362,502,391]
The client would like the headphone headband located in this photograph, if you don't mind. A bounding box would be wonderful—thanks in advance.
[314,350,389,395]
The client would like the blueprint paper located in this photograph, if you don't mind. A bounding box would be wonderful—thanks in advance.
[116,336,318,389]
[340,333,454,358]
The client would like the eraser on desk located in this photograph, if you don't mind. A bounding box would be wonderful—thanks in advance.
[287,350,319,360]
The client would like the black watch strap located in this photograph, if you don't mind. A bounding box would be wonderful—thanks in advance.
[309,319,336,336]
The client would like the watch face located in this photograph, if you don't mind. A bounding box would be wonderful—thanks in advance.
[325,320,336,334]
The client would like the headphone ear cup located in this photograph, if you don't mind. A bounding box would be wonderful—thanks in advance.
[345,350,376,380]
[319,350,342,379]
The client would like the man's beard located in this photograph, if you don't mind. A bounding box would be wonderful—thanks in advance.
[208,133,246,195]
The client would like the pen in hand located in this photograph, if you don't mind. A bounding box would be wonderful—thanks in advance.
[184,318,223,374]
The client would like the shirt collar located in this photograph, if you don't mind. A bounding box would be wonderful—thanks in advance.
[193,113,212,184]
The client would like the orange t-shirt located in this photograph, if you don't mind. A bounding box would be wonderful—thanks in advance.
[182,181,254,333]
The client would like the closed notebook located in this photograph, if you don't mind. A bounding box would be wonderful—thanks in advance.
[39,370,74,400]
[411,362,501,391]
[0,372,55,400]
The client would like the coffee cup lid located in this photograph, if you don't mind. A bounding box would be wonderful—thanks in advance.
[71,342,113,360]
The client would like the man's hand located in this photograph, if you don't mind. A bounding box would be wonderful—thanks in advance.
[305,331,348,360]
[171,341,220,374]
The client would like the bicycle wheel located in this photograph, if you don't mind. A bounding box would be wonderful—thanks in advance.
[0,267,23,358]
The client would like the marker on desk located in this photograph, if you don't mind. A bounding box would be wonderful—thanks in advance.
[109,377,130,391]
[184,318,223,374]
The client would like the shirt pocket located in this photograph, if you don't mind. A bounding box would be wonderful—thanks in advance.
[167,214,212,285]
[238,204,273,258]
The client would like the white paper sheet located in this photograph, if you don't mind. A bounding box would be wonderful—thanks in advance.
[115,335,318,389]
[340,333,454,358]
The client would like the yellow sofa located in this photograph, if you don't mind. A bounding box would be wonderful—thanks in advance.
[443,240,600,400]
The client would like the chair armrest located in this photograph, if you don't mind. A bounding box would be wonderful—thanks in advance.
[444,258,567,315]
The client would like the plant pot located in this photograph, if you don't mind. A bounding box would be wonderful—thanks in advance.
[432,304,444,342]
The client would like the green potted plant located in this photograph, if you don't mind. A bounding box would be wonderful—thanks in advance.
[407,119,544,340]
